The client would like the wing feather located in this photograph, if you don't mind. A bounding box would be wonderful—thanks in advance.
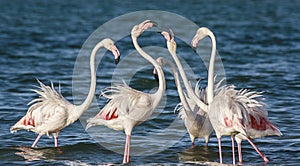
[10,80,73,135]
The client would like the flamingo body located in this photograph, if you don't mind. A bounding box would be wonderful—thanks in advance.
[86,20,165,164]
[11,81,74,136]
[175,81,213,146]
[10,38,120,147]
[208,85,248,138]
[86,83,155,135]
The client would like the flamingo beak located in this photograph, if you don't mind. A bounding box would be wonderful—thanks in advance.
[153,68,159,82]
[115,56,120,65]
[191,36,200,52]
[110,45,120,64]
[141,20,158,31]
[161,31,171,41]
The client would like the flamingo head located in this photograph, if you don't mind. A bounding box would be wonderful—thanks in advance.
[131,20,157,38]
[191,27,211,49]
[102,38,121,64]
[153,57,164,82]
[161,30,177,54]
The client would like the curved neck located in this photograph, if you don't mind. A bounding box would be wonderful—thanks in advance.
[206,31,217,104]
[166,60,191,111]
[132,36,166,107]
[168,43,208,112]
[76,41,104,116]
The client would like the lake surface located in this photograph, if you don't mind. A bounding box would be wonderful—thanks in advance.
[0,0,299,165]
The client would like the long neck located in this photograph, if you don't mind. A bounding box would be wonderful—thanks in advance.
[167,61,191,112]
[169,61,199,121]
[132,36,166,107]
[168,45,208,112]
[206,32,216,104]
[76,41,104,116]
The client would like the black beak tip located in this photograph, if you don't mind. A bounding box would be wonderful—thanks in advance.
[115,57,120,64]
[192,46,197,53]
[149,20,158,27]
[154,74,159,82]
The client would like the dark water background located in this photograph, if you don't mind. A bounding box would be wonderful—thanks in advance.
[0,0,299,165]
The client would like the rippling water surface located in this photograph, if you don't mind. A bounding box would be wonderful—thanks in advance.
[1,0,299,165]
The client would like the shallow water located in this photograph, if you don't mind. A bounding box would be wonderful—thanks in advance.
[1,0,299,165]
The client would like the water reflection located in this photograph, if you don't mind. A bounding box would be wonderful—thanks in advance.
[178,145,268,166]
[178,145,215,163]
[15,146,62,161]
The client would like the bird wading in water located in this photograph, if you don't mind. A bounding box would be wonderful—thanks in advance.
[10,38,120,148]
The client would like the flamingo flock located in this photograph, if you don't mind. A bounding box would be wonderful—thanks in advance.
[10,20,282,164]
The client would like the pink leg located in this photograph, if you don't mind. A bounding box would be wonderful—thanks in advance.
[246,138,269,162]
[53,133,59,147]
[218,138,223,164]
[31,134,42,148]
[123,135,131,164]
[54,136,58,147]
[231,136,236,165]
[205,138,209,147]
[237,142,243,164]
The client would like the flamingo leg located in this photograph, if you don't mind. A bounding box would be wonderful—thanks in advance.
[53,132,59,147]
[246,138,269,162]
[123,135,131,164]
[217,138,223,164]
[231,136,236,165]
[31,134,42,148]
[54,136,58,147]
[237,142,242,164]
[205,137,209,147]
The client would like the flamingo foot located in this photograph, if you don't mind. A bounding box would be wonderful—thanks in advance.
[246,138,269,162]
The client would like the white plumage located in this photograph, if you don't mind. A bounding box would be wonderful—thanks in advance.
[191,27,282,164]
[10,38,120,147]
[86,20,166,164]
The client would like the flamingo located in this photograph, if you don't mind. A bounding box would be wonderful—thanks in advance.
[85,20,166,164]
[191,27,282,164]
[160,30,215,147]
[162,27,281,164]
[233,89,282,164]
[153,55,214,147]
[175,80,213,147]
[10,38,120,148]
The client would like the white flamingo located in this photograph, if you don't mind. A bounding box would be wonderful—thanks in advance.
[154,52,214,147]
[162,27,281,164]
[191,27,282,164]
[85,20,166,164]
[10,38,120,148]
[160,30,215,147]
[233,89,282,164]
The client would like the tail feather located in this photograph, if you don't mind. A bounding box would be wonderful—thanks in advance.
[85,118,105,130]
[28,79,66,107]
[10,116,35,133]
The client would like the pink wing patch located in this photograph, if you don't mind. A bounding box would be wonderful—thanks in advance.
[249,114,275,131]
[99,108,119,120]
[224,117,233,127]
[23,117,35,127]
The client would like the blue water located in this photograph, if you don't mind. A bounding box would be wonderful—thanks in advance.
[1,0,299,165]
